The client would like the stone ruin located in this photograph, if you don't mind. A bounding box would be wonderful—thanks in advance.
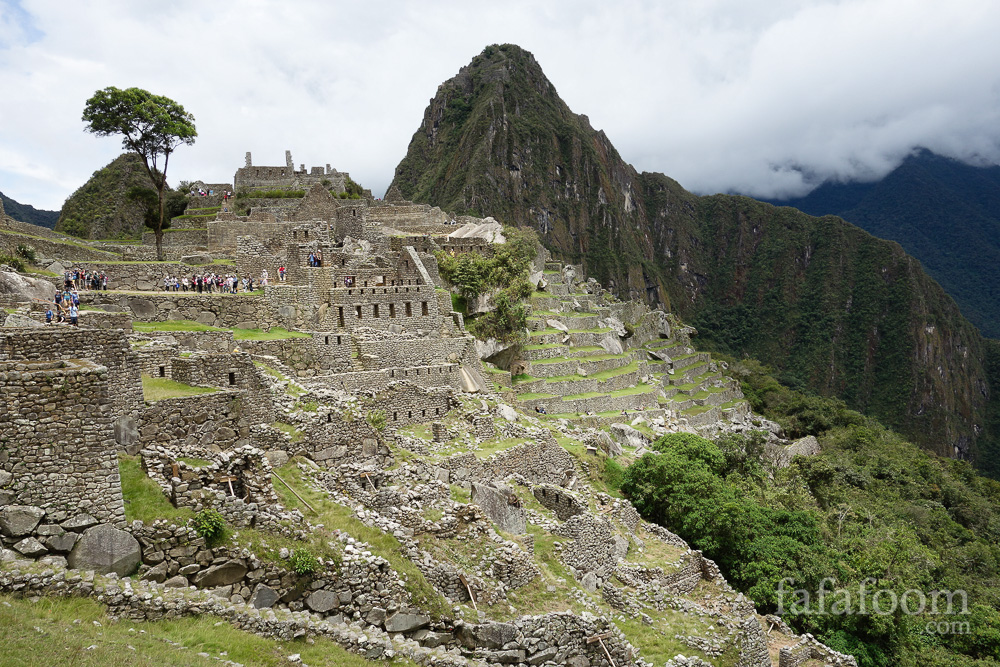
[0,149,850,667]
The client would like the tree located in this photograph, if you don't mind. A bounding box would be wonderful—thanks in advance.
[127,186,186,242]
[82,87,196,260]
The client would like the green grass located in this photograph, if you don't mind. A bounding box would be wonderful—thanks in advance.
[522,343,565,351]
[273,460,450,618]
[0,594,410,667]
[253,361,289,382]
[272,422,304,443]
[516,392,557,400]
[119,454,194,525]
[562,383,659,401]
[177,456,212,468]
[541,360,639,383]
[233,327,310,340]
[142,376,219,401]
[132,320,227,333]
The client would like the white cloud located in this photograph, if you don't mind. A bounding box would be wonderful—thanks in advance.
[1,0,999,210]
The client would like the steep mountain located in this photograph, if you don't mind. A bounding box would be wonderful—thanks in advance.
[390,44,999,466]
[0,191,59,228]
[56,152,156,239]
[764,150,1000,338]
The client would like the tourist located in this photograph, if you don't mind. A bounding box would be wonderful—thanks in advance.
[278,266,286,281]
[45,307,53,324]
[68,303,79,326]
[260,269,268,287]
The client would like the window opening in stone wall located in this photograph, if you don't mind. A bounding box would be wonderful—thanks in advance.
[389,304,395,318]
[373,304,379,318]
[228,372,236,386]
[325,336,329,345]
[158,365,165,377]
[327,414,332,423]
[421,409,426,417]
[421,301,429,316]
[393,412,397,421]
[408,411,412,418]
[435,408,440,415]
[338,307,344,327]
[304,230,308,238]
[405,302,412,317]
[336,335,342,344]
[356,305,362,319]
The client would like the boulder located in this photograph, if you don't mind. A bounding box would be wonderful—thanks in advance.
[45,531,79,553]
[0,270,57,302]
[604,316,627,338]
[265,450,289,468]
[68,524,141,577]
[193,559,248,588]
[113,415,140,455]
[496,404,518,422]
[471,482,526,534]
[0,505,45,537]
[251,584,279,609]
[141,561,169,583]
[13,537,48,558]
[384,611,430,634]
[163,575,189,588]
[2,313,42,328]
[457,621,520,649]
[61,513,98,532]
[597,332,624,355]
[305,589,339,613]
[546,318,569,333]
[181,254,212,266]
[592,431,621,457]
[610,423,650,450]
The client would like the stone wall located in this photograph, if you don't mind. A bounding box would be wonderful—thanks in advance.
[440,439,576,487]
[142,228,208,247]
[238,333,352,374]
[139,390,251,451]
[0,229,121,262]
[0,327,142,424]
[0,359,126,525]
[82,292,278,329]
[169,353,275,424]
[66,262,237,291]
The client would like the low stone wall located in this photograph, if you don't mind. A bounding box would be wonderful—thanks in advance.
[778,634,859,667]
[66,262,237,291]
[169,353,275,424]
[239,333,352,373]
[440,439,576,487]
[82,292,278,329]
[532,484,587,520]
[0,228,121,262]
[0,359,126,525]
[142,228,208,247]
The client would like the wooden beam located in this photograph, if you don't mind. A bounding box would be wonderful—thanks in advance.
[271,472,317,514]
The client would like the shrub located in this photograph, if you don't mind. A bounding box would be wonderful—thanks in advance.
[366,409,388,432]
[289,547,320,575]
[15,244,35,262]
[0,254,25,271]
[192,508,227,545]
[604,458,625,491]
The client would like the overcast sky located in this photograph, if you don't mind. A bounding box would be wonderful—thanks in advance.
[2,0,1000,211]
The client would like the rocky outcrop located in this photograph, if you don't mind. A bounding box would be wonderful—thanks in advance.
[0,271,57,302]
[67,524,141,577]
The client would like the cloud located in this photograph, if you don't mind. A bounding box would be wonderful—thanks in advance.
[1,0,999,210]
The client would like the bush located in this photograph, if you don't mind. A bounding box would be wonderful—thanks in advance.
[366,409,387,432]
[15,244,35,262]
[604,458,625,491]
[289,547,320,575]
[192,508,227,545]
[0,254,25,271]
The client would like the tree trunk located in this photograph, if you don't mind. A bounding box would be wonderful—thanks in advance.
[156,182,166,261]
[155,229,164,262]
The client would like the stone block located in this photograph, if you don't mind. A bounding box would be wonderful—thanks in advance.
[471,482,526,534]
[384,611,430,633]
[251,584,279,609]
[13,537,48,558]
[193,560,247,588]
[67,524,142,577]
[306,589,339,613]
[0,506,46,537]
[61,514,98,532]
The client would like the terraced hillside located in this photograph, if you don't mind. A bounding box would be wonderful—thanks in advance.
[509,263,749,431]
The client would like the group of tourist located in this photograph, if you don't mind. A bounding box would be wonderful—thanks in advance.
[307,250,324,267]
[160,273,256,294]
[63,269,108,291]
[46,289,81,326]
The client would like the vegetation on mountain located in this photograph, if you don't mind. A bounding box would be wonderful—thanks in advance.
[56,153,159,239]
[389,43,1000,471]
[622,363,1000,667]
[82,86,197,259]
[765,150,1000,338]
[0,191,59,228]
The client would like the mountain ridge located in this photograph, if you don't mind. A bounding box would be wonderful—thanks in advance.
[762,149,1000,337]
[0,190,59,229]
[389,43,999,467]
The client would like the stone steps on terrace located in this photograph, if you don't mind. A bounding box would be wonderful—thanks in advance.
[527,350,636,378]
[526,329,614,348]
[513,360,645,398]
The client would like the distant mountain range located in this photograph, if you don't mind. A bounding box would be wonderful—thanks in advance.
[762,150,1000,338]
[389,44,1000,468]
[0,191,59,229]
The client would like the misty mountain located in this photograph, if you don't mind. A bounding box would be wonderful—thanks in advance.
[389,44,1000,468]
